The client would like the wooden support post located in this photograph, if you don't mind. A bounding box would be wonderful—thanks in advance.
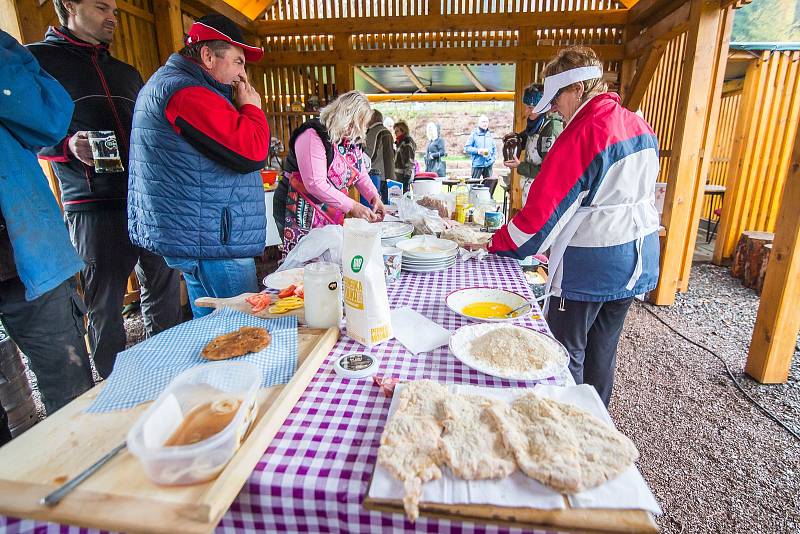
[333,34,354,95]
[0,0,24,42]
[650,0,724,305]
[510,29,535,215]
[676,6,733,291]
[153,0,184,64]
[745,121,800,383]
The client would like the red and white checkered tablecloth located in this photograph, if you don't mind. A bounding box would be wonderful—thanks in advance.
[1,256,565,534]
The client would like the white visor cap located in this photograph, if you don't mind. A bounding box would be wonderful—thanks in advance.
[532,66,604,114]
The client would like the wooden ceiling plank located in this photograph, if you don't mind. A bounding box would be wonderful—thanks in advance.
[260,44,625,65]
[255,9,628,36]
[183,0,255,31]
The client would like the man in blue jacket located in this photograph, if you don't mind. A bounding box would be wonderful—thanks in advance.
[463,114,498,195]
[0,31,94,441]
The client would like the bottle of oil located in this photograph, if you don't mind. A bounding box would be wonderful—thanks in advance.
[454,178,469,223]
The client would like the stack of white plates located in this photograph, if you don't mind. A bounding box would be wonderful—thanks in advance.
[396,236,458,273]
[377,221,414,247]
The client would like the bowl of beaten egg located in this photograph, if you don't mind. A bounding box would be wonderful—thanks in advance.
[445,287,533,322]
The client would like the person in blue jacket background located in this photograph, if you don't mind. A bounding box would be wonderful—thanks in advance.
[463,114,498,195]
[0,31,94,441]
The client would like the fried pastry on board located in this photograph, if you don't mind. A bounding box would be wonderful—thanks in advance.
[201,326,271,361]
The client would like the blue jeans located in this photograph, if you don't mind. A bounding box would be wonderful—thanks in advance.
[164,257,258,318]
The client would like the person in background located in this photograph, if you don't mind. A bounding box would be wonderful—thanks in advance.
[127,14,269,319]
[27,0,180,379]
[382,115,395,133]
[503,83,564,204]
[274,91,385,253]
[363,109,395,204]
[424,121,446,177]
[463,114,498,195]
[393,120,417,192]
[488,46,661,406]
[0,31,94,433]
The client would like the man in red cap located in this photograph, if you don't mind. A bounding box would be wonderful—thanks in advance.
[128,14,270,318]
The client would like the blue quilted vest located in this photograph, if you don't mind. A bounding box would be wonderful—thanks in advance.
[127,54,266,259]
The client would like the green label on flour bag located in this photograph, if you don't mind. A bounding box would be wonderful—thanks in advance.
[351,255,364,273]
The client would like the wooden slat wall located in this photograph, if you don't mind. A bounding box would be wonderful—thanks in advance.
[638,32,688,185]
[259,64,336,152]
[263,0,625,20]
[702,89,740,217]
[113,0,161,80]
[714,50,800,261]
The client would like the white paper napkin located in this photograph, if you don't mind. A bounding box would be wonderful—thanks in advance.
[390,307,451,355]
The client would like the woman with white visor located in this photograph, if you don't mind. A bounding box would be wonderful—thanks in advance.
[488,46,661,406]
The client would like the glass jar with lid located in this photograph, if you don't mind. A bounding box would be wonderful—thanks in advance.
[303,262,343,329]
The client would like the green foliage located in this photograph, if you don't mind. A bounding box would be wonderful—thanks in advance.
[732,0,800,42]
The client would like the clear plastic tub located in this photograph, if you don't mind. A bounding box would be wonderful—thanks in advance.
[127,361,260,486]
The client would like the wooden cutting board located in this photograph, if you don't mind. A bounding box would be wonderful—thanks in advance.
[363,487,658,534]
[196,293,305,323]
[0,327,338,534]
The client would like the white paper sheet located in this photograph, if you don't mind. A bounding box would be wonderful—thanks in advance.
[368,383,662,515]
[390,307,451,355]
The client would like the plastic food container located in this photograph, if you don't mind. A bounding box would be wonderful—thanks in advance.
[127,361,260,486]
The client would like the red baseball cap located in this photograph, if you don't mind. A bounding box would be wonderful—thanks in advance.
[185,14,264,63]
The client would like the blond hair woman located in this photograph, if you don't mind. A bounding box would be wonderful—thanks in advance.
[274,91,386,252]
[488,46,661,406]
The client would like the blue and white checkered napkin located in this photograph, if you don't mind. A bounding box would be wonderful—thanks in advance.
[87,307,298,413]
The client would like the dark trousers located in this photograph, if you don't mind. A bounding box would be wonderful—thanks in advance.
[547,296,634,406]
[471,166,498,196]
[65,210,181,378]
[0,277,94,414]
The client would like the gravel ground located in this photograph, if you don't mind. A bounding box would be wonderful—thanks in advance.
[610,263,800,534]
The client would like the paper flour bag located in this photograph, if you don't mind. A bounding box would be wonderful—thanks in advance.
[342,219,393,347]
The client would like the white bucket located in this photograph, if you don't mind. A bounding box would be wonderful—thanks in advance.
[469,186,491,206]
[412,179,442,197]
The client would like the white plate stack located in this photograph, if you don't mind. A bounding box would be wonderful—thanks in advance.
[396,236,458,273]
[377,221,414,247]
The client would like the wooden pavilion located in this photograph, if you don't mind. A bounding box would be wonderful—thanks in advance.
[1,0,797,383]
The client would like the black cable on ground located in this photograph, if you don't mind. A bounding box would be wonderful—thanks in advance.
[637,301,800,443]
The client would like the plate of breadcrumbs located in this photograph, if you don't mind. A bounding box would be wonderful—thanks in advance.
[449,323,568,380]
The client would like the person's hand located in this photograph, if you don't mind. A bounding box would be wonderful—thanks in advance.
[68,132,94,166]
[349,202,378,222]
[371,197,386,221]
[478,148,487,156]
[504,156,521,169]
[232,75,262,110]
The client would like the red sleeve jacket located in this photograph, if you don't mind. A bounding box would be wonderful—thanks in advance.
[165,86,269,174]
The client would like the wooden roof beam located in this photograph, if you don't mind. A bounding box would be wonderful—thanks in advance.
[355,67,390,93]
[627,0,686,27]
[260,44,625,66]
[255,9,628,36]
[402,66,428,93]
[182,0,256,32]
[459,65,487,92]
[226,0,278,20]
[625,1,689,57]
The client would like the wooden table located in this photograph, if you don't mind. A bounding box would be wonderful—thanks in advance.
[0,327,339,534]
[0,258,659,533]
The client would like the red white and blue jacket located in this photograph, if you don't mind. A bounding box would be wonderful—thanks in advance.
[489,93,661,302]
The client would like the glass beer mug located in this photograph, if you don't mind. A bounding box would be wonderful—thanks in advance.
[87,131,125,173]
